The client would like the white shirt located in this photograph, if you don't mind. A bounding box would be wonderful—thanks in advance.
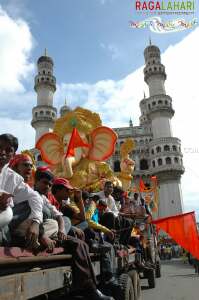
[97,191,119,217]
[0,164,43,223]
[41,194,62,218]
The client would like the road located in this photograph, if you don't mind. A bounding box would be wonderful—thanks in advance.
[142,259,199,300]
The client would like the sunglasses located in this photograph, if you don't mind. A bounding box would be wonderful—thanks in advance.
[22,162,33,168]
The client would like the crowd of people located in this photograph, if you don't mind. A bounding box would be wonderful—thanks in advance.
[0,133,153,300]
[159,244,181,260]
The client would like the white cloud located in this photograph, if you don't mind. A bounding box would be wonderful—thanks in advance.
[0,117,35,151]
[100,43,122,60]
[161,28,199,218]
[2,0,28,19]
[0,6,34,92]
[0,6,35,148]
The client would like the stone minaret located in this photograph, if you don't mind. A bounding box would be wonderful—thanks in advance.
[141,43,185,218]
[31,49,57,143]
[60,99,71,117]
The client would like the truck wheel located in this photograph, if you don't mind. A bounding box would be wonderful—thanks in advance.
[128,270,141,300]
[116,273,134,300]
[147,268,156,288]
[156,262,161,278]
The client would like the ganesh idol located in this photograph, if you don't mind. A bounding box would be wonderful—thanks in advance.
[36,107,121,190]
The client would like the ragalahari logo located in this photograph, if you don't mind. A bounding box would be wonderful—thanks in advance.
[130,1,198,33]
[135,0,195,12]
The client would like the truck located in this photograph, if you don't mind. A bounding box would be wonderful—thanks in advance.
[0,216,160,300]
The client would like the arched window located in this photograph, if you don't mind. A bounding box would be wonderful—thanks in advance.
[156,146,161,153]
[172,145,177,151]
[35,112,38,117]
[148,104,151,109]
[46,111,50,115]
[151,149,154,155]
[164,145,170,151]
[43,70,45,75]
[139,140,144,145]
[140,159,149,170]
[114,160,121,172]
[41,77,44,81]
[174,157,179,163]
[165,100,168,105]
[152,160,155,168]
[158,100,162,105]
[152,101,156,106]
[166,157,171,164]
[158,158,163,166]
[40,111,44,115]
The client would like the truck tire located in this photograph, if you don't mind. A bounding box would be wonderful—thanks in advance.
[128,270,141,300]
[116,273,135,300]
[155,261,161,278]
[147,268,156,288]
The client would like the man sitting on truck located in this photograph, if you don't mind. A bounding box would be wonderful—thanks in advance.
[7,158,69,251]
[33,169,114,300]
[34,168,85,240]
[97,181,134,245]
[0,133,43,246]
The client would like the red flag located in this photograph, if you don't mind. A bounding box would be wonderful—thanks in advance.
[139,178,147,192]
[65,128,90,157]
[152,211,199,259]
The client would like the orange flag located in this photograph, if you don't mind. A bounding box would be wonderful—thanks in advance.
[152,211,199,259]
[139,178,147,192]
[65,128,90,157]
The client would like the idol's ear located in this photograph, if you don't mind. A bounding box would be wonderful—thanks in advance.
[36,133,64,165]
[88,126,117,161]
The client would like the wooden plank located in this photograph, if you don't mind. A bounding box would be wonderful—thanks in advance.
[0,266,71,300]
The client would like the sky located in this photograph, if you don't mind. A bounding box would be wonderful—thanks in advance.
[0,0,199,218]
